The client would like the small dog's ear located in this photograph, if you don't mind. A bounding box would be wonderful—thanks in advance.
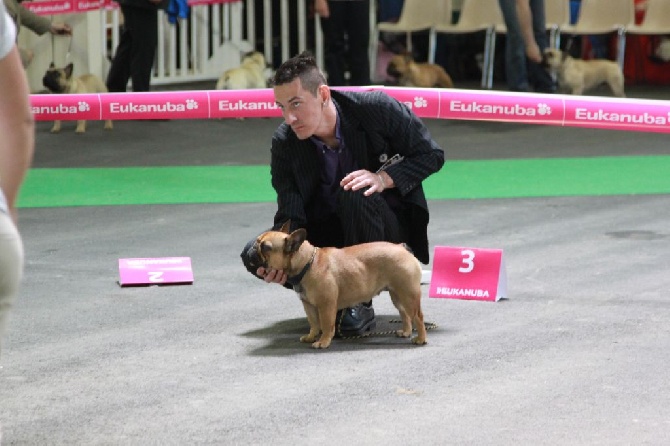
[48,62,55,69]
[284,228,306,254]
[279,220,291,233]
[64,63,74,79]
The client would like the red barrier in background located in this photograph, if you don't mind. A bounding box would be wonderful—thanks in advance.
[30,87,670,134]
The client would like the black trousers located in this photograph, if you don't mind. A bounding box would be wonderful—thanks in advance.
[306,188,406,250]
[320,0,371,86]
[106,5,159,92]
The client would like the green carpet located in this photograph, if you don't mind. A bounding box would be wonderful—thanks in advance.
[18,156,670,208]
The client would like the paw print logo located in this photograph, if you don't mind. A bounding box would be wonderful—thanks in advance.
[78,102,90,112]
[186,99,198,110]
[537,103,551,115]
[413,97,428,108]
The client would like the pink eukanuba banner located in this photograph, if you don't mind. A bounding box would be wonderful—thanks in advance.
[30,87,670,134]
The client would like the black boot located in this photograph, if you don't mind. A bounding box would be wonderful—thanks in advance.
[335,302,376,338]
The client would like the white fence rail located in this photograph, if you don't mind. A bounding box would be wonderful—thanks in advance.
[23,0,376,92]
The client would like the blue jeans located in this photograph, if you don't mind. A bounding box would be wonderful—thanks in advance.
[498,0,555,92]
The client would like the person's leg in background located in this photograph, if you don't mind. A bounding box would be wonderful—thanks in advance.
[106,5,159,92]
[344,0,371,85]
[106,5,135,92]
[320,1,347,86]
[528,0,556,92]
[128,6,159,92]
[498,0,530,91]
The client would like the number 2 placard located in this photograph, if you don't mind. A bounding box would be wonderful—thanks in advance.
[429,246,507,302]
[118,257,194,287]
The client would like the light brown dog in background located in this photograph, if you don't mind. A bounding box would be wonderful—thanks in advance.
[216,51,268,90]
[543,48,625,97]
[245,221,428,349]
[387,53,454,88]
[42,63,113,133]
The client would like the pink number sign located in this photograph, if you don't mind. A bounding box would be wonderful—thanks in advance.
[118,257,194,286]
[429,246,507,302]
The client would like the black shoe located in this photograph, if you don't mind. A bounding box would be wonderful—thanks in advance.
[335,302,376,338]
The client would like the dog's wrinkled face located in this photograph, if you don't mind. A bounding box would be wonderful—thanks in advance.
[242,51,267,69]
[42,62,73,93]
[543,48,564,70]
[245,221,306,271]
[386,54,411,78]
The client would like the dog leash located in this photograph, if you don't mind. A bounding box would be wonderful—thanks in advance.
[49,18,73,65]
[335,317,438,340]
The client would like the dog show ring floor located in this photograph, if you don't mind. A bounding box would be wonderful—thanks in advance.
[1,83,669,444]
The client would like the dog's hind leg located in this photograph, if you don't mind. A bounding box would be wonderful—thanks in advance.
[50,120,61,133]
[75,120,86,134]
[104,120,113,130]
[607,75,626,97]
[411,298,427,345]
[389,290,413,338]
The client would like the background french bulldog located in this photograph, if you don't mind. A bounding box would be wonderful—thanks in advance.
[42,63,113,133]
[246,221,428,349]
[215,51,269,90]
[386,53,454,88]
[543,48,625,97]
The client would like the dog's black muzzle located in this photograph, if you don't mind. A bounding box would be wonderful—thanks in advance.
[42,72,64,93]
[240,237,267,274]
[386,64,401,78]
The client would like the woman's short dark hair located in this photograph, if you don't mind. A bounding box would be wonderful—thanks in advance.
[270,51,327,95]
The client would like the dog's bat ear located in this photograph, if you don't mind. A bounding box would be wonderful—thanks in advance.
[64,63,74,78]
[284,228,306,254]
[279,220,291,233]
[49,62,55,69]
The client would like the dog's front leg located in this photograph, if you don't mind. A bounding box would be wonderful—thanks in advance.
[299,300,320,344]
[75,120,86,134]
[312,300,338,349]
[50,120,61,133]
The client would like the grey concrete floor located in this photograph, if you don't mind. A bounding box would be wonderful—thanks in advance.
[1,83,670,445]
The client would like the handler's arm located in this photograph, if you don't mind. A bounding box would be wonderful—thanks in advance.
[379,94,445,196]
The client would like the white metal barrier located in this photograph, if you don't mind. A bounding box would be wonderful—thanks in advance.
[101,0,327,87]
[23,0,376,91]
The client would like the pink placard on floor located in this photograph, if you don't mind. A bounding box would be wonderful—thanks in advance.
[429,246,507,302]
[118,257,194,286]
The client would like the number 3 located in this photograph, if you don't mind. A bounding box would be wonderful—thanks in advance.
[459,249,475,273]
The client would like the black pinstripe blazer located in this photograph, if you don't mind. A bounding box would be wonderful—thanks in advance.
[270,89,445,264]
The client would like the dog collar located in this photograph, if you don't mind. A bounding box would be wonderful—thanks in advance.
[286,247,318,287]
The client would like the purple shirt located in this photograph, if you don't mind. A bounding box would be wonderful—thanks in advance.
[309,114,357,220]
